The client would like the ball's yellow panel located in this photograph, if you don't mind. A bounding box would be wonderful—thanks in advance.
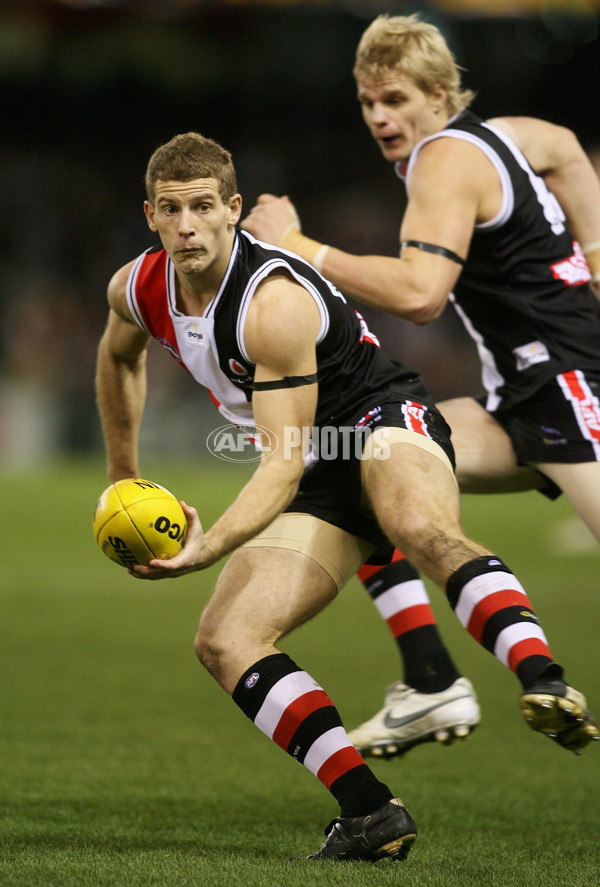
[96,508,154,568]
[126,497,187,559]
[113,478,176,510]
[93,478,187,568]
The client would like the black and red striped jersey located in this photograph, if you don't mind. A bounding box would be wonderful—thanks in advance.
[401,110,600,412]
[126,229,425,429]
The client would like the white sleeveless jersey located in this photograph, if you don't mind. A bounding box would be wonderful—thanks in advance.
[127,242,254,427]
[126,230,413,429]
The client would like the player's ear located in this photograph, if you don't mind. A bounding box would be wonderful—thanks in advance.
[144,200,158,232]
[228,193,242,226]
[430,84,447,114]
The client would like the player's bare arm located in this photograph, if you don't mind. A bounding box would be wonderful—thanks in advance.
[132,274,321,579]
[242,140,491,323]
[490,116,600,294]
[96,261,151,483]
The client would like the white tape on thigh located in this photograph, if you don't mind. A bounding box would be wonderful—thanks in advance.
[360,426,457,490]
[242,512,374,590]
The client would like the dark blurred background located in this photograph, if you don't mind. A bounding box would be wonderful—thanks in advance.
[1,0,599,464]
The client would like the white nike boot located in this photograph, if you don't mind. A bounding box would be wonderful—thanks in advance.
[348,677,480,758]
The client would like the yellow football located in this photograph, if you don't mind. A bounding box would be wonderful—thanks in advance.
[93,478,187,568]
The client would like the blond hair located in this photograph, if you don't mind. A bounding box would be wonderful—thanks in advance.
[145,132,237,203]
[353,14,475,115]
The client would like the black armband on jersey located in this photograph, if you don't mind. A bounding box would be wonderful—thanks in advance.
[252,373,318,392]
[401,240,465,266]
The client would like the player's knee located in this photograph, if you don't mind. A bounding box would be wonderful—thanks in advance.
[193,623,224,674]
[389,510,464,564]
[193,625,209,665]
[389,508,441,548]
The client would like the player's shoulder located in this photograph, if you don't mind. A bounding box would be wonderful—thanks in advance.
[107,246,165,307]
[252,269,316,317]
[238,229,324,330]
[245,272,321,355]
[413,131,492,193]
[107,259,137,315]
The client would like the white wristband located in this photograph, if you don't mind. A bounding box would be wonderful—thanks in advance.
[280,220,301,243]
[313,244,329,274]
[582,240,600,256]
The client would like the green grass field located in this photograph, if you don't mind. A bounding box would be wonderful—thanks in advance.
[1,458,599,886]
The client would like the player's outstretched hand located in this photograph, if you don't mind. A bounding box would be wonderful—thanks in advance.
[241,194,301,246]
[128,501,208,580]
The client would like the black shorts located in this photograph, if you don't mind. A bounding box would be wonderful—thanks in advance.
[489,370,600,463]
[484,370,600,499]
[285,390,455,563]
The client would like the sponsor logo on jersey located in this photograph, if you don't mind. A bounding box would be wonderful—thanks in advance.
[183,319,211,348]
[540,425,568,446]
[578,403,600,435]
[558,371,600,457]
[228,358,252,385]
[355,310,381,347]
[354,405,382,429]
[550,241,591,287]
[513,341,550,371]
[157,337,181,362]
[401,401,431,437]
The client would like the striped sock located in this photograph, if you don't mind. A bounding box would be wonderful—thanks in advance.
[446,556,555,689]
[358,554,461,693]
[232,653,393,817]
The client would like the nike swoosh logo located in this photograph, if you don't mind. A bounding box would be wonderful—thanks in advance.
[383,694,472,729]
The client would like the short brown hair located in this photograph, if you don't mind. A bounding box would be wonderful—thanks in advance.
[145,132,237,203]
[353,14,475,115]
